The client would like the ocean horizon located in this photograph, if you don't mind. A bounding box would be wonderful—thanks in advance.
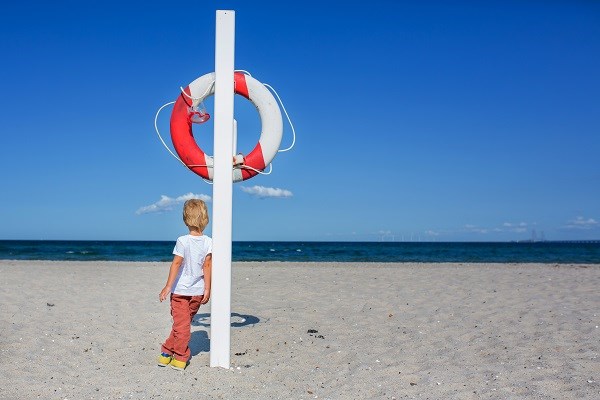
[1,240,599,264]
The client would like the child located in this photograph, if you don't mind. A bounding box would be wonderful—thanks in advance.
[158,199,212,371]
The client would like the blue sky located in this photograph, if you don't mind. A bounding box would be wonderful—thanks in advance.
[1,0,599,242]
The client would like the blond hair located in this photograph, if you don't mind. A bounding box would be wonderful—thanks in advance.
[182,199,209,231]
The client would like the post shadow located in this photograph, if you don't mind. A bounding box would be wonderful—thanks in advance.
[190,312,260,356]
[192,312,260,328]
[189,330,210,356]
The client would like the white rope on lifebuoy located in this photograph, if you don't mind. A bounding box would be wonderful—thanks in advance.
[170,71,283,183]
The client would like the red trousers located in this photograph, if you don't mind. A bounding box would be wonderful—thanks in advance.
[161,293,203,362]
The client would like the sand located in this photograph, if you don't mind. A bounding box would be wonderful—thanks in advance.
[0,260,598,399]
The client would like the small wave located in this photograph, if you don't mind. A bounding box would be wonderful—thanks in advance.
[269,248,275,252]
[296,249,302,252]
[66,251,75,254]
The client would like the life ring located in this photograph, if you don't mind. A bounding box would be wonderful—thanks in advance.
[170,72,283,182]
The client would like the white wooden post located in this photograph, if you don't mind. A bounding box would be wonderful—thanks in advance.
[233,119,238,156]
[210,9,235,369]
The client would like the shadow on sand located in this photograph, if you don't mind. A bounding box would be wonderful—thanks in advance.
[189,330,210,356]
[189,312,261,355]
[192,312,260,328]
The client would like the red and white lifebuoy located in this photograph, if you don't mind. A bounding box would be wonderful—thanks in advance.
[170,72,283,182]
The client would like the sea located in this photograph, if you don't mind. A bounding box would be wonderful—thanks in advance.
[0,240,599,263]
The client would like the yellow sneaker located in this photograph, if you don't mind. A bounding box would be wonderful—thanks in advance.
[169,358,188,371]
[157,353,172,367]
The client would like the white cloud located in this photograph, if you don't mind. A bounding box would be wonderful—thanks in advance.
[464,224,488,234]
[500,221,530,233]
[240,185,293,199]
[504,221,527,227]
[136,193,212,215]
[565,216,598,230]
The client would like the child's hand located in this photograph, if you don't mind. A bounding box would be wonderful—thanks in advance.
[159,286,171,302]
[201,290,210,304]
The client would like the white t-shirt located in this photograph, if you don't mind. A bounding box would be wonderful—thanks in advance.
[171,234,212,296]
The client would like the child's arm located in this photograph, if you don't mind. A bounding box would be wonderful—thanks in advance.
[201,254,212,304]
[159,255,184,302]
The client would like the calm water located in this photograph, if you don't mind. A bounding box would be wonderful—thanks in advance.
[0,240,599,263]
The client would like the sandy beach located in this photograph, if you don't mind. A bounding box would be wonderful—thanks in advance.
[0,261,598,399]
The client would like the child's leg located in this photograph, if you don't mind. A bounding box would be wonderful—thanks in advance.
[161,294,200,362]
[161,294,191,359]
[189,295,203,319]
